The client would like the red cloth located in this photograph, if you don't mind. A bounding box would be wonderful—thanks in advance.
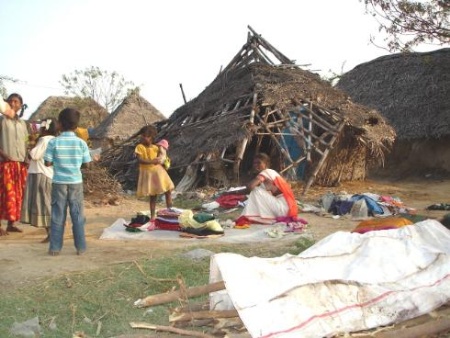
[155,219,181,231]
[216,194,247,208]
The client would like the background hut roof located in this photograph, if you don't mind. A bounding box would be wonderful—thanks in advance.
[337,48,450,140]
[28,96,108,128]
[158,62,395,168]
[91,91,166,141]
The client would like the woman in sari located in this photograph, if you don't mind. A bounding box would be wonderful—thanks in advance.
[236,153,298,225]
[0,94,29,235]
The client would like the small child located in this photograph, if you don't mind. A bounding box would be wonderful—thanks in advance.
[156,139,170,170]
[135,126,174,221]
[21,118,58,242]
[44,108,92,256]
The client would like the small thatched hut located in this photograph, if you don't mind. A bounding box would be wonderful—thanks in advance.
[337,48,450,176]
[102,26,395,193]
[29,96,108,128]
[90,90,166,150]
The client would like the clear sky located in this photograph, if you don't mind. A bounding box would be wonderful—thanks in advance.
[0,0,438,119]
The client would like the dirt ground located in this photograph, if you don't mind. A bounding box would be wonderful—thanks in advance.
[0,176,449,289]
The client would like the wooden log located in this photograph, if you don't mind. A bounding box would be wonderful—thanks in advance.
[129,322,215,338]
[170,310,239,323]
[134,281,225,308]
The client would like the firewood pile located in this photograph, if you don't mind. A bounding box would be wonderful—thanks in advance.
[83,162,124,206]
[131,280,250,337]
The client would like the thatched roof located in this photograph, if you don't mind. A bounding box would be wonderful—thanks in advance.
[91,91,165,142]
[102,26,396,191]
[158,62,395,169]
[28,96,108,128]
[337,48,450,140]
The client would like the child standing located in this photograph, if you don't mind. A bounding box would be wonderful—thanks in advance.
[44,108,92,256]
[156,139,170,170]
[135,126,174,221]
[21,118,58,242]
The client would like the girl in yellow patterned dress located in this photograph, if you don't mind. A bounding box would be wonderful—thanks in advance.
[135,126,174,221]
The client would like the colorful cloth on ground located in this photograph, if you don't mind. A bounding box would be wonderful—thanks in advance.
[352,217,413,234]
[0,162,28,221]
[135,143,174,196]
[216,194,247,208]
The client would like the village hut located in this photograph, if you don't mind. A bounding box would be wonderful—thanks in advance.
[101,26,395,194]
[90,89,166,150]
[28,96,108,128]
[337,48,450,177]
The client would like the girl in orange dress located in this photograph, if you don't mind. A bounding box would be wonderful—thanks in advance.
[135,126,174,221]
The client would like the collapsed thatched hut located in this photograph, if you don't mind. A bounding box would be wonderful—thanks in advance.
[29,96,108,128]
[337,48,450,176]
[90,90,166,150]
[102,26,395,193]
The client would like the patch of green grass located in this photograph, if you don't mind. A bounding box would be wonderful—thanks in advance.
[0,241,314,337]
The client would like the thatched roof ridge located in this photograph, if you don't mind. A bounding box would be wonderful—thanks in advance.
[28,96,108,128]
[158,62,395,168]
[91,91,165,141]
[337,48,450,140]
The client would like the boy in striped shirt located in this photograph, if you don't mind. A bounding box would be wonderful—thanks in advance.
[44,108,92,256]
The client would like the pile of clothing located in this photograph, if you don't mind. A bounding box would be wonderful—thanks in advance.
[178,210,224,237]
[320,192,413,219]
[155,208,182,231]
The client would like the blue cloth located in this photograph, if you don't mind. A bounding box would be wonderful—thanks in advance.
[49,183,86,253]
[351,194,384,215]
[44,131,91,184]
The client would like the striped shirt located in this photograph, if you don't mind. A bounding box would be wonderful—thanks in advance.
[44,131,91,184]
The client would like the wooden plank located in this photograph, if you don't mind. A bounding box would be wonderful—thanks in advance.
[134,281,225,308]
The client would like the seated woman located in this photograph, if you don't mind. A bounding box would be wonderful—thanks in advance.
[236,153,298,225]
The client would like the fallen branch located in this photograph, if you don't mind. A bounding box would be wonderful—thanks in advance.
[129,322,215,338]
[170,310,239,323]
[134,281,225,308]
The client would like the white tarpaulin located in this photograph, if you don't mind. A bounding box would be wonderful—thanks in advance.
[209,220,450,338]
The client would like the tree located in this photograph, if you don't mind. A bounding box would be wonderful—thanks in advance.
[60,66,137,112]
[363,0,450,51]
[0,75,18,98]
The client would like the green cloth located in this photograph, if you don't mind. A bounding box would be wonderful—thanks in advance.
[193,212,215,223]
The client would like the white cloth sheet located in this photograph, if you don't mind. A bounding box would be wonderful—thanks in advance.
[209,220,450,338]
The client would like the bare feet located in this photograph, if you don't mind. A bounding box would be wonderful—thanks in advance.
[0,228,9,236]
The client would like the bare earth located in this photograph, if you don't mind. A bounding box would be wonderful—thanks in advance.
[0,177,449,288]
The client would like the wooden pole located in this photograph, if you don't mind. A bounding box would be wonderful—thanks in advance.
[134,281,225,308]
[130,322,216,338]
[179,83,187,104]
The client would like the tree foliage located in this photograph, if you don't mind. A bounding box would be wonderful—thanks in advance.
[363,0,450,51]
[60,66,137,112]
[0,75,18,98]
